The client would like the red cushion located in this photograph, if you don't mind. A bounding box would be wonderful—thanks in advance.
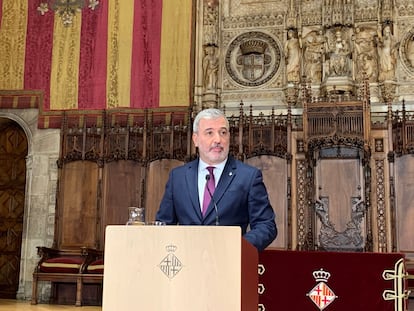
[86,259,104,274]
[407,269,414,288]
[39,257,83,273]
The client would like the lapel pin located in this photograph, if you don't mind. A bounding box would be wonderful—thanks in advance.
[229,172,233,176]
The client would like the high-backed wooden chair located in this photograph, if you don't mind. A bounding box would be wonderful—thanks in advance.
[31,160,104,306]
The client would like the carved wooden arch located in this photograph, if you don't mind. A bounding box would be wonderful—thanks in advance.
[304,138,372,252]
[300,81,373,252]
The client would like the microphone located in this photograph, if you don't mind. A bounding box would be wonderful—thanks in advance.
[205,174,219,226]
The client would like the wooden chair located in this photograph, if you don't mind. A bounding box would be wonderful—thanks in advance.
[31,247,103,306]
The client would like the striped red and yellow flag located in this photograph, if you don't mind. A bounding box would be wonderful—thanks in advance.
[0,0,193,110]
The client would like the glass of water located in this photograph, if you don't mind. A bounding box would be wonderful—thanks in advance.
[126,207,145,225]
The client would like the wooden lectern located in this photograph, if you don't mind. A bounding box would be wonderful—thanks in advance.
[102,225,258,311]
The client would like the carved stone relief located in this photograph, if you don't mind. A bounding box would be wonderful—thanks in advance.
[395,0,414,17]
[198,0,414,110]
[225,32,282,87]
[353,26,378,82]
[203,1,219,46]
[400,27,414,74]
[302,28,325,84]
[324,26,353,78]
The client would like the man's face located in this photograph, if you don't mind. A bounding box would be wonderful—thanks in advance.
[192,116,230,165]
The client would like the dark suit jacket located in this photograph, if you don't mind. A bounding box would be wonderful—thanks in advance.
[156,156,277,251]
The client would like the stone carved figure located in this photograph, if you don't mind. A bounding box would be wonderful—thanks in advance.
[284,29,301,82]
[353,27,377,81]
[303,30,325,83]
[325,28,352,77]
[376,24,398,82]
[202,45,219,91]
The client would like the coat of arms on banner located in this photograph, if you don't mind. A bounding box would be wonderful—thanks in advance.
[307,268,337,310]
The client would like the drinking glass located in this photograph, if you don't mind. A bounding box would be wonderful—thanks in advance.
[126,207,145,225]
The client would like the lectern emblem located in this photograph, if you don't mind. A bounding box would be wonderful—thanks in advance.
[307,269,337,310]
[158,244,182,279]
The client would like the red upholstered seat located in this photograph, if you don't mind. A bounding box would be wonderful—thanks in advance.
[407,259,414,298]
[39,257,83,274]
[32,247,104,306]
[407,268,414,288]
[86,259,104,274]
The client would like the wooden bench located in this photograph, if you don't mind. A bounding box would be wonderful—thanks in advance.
[31,246,103,306]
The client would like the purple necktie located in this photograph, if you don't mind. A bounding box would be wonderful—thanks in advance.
[202,166,216,216]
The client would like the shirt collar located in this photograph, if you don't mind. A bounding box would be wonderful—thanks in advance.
[199,158,227,173]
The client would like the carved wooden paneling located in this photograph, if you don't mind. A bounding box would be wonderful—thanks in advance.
[101,161,145,244]
[392,107,414,156]
[306,105,364,138]
[57,161,99,249]
[147,122,190,162]
[55,107,290,254]
[390,103,414,259]
[305,102,366,152]
[394,156,414,258]
[301,81,372,252]
[245,156,288,249]
[295,159,309,250]
[226,107,289,161]
[60,114,104,163]
[302,81,371,152]
[314,158,366,251]
[145,159,184,223]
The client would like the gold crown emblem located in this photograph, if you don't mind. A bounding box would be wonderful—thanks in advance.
[240,39,267,55]
[313,269,331,282]
[166,244,177,253]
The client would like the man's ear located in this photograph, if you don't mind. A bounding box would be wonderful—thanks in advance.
[192,133,198,147]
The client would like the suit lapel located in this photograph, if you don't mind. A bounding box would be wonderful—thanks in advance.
[213,157,237,204]
[185,159,203,219]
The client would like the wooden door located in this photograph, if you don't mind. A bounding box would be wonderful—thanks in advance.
[0,119,27,298]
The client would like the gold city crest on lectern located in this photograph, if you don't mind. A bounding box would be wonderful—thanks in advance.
[307,268,337,310]
[158,244,182,279]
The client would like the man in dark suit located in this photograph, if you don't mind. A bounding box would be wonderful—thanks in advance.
[156,108,277,251]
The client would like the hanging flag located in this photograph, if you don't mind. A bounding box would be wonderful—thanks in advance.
[0,0,193,114]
